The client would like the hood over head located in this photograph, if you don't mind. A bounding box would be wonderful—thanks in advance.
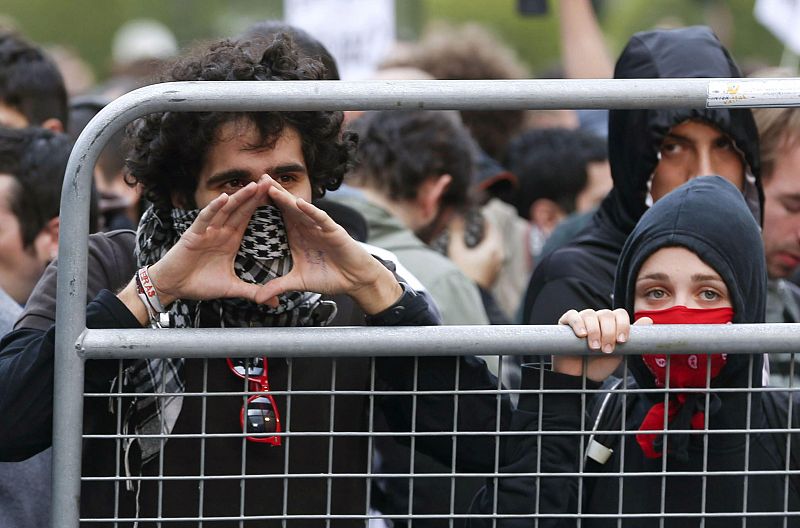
[613,176,766,392]
[603,26,763,235]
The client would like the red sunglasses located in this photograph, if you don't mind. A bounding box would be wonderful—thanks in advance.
[226,357,282,446]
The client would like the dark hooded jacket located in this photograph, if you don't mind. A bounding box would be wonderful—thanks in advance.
[521,26,763,326]
[471,177,800,527]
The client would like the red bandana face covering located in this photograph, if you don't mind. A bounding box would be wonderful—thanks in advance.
[633,305,734,459]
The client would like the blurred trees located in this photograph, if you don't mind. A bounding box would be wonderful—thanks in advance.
[0,0,785,81]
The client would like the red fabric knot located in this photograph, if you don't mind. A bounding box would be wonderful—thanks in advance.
[633,306,733,459]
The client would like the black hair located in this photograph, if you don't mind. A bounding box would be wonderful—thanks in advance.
[348,110,474,208]
[68,96,127,185]
[239,21,340,80]
[0,31,68,126]
[0,127,74,246]
[125,37,355,210]
[504,128,607,218]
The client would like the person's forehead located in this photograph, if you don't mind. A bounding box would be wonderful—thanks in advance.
[766,139,800,192]
[205,122,303,166]
[640,246,719,277]
[667,119,726,139]
[0,102,29,129]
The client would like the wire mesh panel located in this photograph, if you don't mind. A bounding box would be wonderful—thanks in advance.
[51,78,800,528]
[75,350,800,526]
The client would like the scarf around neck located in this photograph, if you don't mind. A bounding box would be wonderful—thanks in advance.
[124,204,337,464]
[633,305,733,461]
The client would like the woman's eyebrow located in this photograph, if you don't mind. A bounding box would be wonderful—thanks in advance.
[692,274,723,282]
[637,273,669,282]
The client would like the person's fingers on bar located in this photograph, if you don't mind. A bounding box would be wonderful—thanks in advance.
[578,309,602,350]
[614,308,631,344]
[597,309,619,353]
[558,309,587,338]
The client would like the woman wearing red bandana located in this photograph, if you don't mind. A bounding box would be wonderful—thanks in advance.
[468,176,800,527]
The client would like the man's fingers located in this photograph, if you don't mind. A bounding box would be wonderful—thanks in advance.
[205,181,259,228]
[296,198,338,231]
[253,275,294,306]
[634,316,653,326]
[188,193,229,234]
[447,217,468,254]
[224,180,269,229]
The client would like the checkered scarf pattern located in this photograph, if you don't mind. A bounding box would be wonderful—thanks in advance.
[124,204,337,463]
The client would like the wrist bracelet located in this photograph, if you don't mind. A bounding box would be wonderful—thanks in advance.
[137,266,166,313]
[135,268,171,329]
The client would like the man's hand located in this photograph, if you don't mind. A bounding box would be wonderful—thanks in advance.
[118,174,403,325]
[446,216,504,289]
[146,178,274,306]
[252,176,402,315]
[554,308,653,382]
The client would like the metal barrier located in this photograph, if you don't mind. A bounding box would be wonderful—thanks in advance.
[53,78,800,527]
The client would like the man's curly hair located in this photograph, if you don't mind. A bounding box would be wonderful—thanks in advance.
[125,36,355,210]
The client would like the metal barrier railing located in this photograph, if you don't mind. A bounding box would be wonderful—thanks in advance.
[54,78,800,527]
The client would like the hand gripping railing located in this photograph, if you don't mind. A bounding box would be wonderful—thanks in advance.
[54,78,800,527]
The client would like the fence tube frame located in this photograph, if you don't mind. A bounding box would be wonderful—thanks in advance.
[53,78,800,528]
[77,324,800,359]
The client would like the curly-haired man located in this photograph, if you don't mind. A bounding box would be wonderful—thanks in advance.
[0,35,438,526]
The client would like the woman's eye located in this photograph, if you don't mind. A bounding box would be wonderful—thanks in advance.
[700,289,720,301]
[647,289,666,299]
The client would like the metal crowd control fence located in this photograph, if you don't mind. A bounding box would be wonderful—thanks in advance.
[53,78,800,527]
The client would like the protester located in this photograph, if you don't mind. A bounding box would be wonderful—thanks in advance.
[0,127,76,328]
[381,26,534,320]
[470,176,800,526]
[341,109,492,325]
[752,105,800,384]
[504,127,611,263]
[383,21,528,162]
[0,30,67,131]
[522,26,762,330]
[0,126,76,528]
[0,36,438,526]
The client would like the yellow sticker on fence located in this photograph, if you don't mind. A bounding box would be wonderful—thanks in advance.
[708,79,800,108]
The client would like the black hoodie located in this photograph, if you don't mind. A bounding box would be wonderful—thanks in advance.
[521,26,763,327]
[471,177,800,527]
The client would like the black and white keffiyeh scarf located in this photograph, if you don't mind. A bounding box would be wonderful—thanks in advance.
[123,204,337,464]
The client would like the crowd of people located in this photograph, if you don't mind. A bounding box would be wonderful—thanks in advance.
[1,0,800,526]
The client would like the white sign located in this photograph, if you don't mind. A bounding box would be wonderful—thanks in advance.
[754,0,800,54]
[284,0,396,80]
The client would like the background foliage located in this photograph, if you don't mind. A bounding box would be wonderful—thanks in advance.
[0,0,786,81]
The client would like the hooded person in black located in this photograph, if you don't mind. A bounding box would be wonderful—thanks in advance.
[521,26,763,328]
[470,176,800,527]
